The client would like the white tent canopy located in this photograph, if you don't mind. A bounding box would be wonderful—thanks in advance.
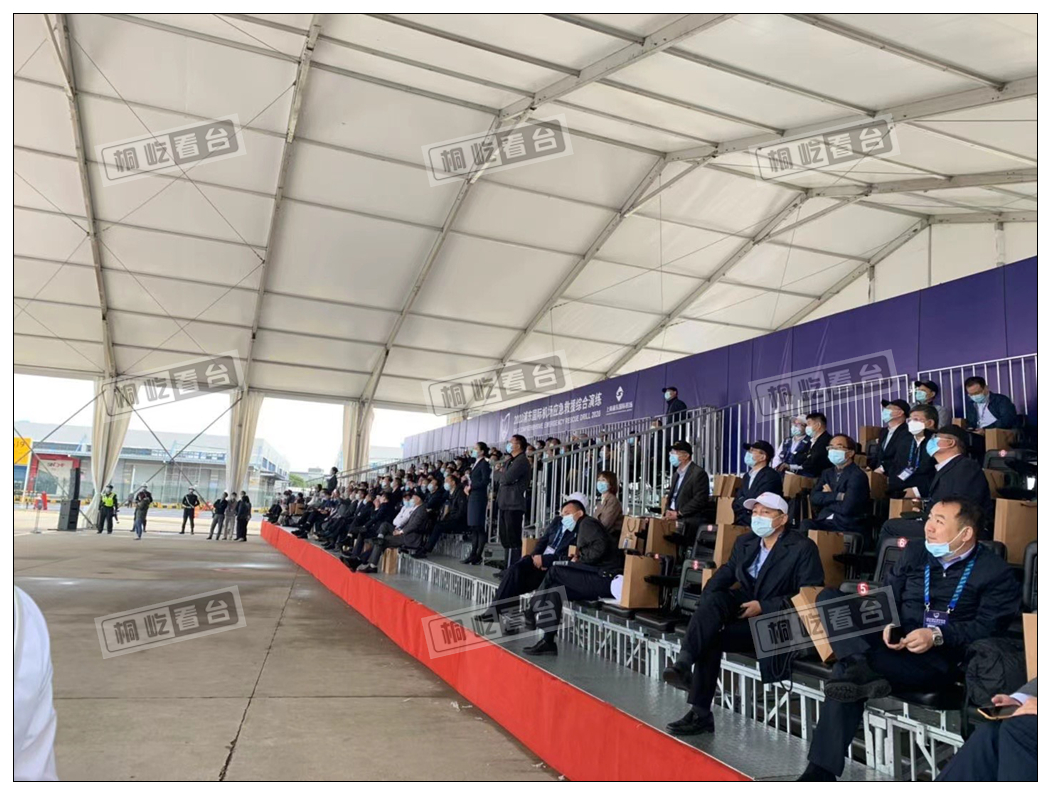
[14,13,1037,422]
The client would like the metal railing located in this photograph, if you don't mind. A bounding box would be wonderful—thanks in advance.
[918,353,1036,425]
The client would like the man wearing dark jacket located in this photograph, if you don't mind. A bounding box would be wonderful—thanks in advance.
[664,386,687,420]
[733,441,782,526]
[522,498,624,657]
[800,412,833,478]
[664,493,825,736]
[416,475,468,558]
[799,497,1020,780]
[234,491,251,541]
[326,466,338,492]
[886,405,937,497]
[665,440,709,543]
[802,435,870,534]
[343,493,395,560]
[964,376,1018,431]
[497,435,531,569]
[208,492,229,540]
[870,399,912,480]
[357,491,429,572]
[464,443,491,564]
[180,488,201,534]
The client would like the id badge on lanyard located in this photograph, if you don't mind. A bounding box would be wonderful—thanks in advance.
[924,550,978,631]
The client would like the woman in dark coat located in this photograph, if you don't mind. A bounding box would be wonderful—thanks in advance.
[235,491,252,542]
[463,442,491,564]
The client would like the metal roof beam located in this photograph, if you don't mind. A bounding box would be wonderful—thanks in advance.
[809,168,1037,198]
[930,211,1036,224]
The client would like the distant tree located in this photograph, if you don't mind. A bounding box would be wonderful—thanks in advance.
[289,473,307,488]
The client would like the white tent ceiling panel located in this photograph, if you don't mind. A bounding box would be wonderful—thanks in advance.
[411,234,575,327]
[297,68,494,164]
[98,224,264,288]
[514,331,627,376]
[485,139,658,207]
[102,270,257,327]
[676,14,974,109]
[14,149,85,218]
[372,374,434,408]
[259,293,396,344]
[107,312,251,360]
[599,214,743,277]
[132,14,306,58]
[112,347,247,381]
[915,97,1035,159]
[93,175,273,247]
[546,301,659,346]
[397,314,518,359]
[820,13,1036,81]
[14,208,93,265]
[453,181,611,255]
[544,102,698,151]
[15,299,102,342]
[14,333,105,374]
[655,166,795,236]
[781,205,917,258]
[385,347,498,382]
[799,273,870,324]
[649,318,760,355]
[724,244,851,297]
[686,285,814,330]
[13,14,67,84]
[78,95,286,193]
[923,187,1037,212]
[265,201,438,310]
[930,224,997,284]
[13,81,77,155]
[562,259,701,315]
[14,259,101,308]
[252,329,381,373]
[573,15,686,37]
[889,125,1033,175]
[70,15,298,134]
[323,14,562,91]
[251,361,370,400]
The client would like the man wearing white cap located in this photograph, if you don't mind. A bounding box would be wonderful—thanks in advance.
[663,492,824,736]
[481,492,588,628]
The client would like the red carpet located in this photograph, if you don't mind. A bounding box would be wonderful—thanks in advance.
[262,521,749,781]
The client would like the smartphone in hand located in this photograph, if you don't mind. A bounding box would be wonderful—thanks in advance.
[978,704,1019,720]
[887,625,904,645]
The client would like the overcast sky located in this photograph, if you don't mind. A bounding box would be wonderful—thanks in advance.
[14,374,445,470]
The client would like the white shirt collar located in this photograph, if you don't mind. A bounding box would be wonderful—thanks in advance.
[935,452,961,471]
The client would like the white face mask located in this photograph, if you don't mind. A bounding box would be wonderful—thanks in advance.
[907,420,926,436]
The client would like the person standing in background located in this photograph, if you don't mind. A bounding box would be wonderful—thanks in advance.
[180,488,200,534]
[208,492,229,540]
[223,493,238,540]
[235,491,251,541]
[132,489,150,540]
[97,484,118,534]
[463,442,491,564]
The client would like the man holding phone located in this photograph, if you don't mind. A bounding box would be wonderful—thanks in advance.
[938,678,1037,780]
[799,497,1020,780]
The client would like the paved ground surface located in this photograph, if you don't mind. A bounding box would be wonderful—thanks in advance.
[14,529,559,781]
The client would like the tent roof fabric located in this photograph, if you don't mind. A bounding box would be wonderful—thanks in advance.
[14,13,1036,413]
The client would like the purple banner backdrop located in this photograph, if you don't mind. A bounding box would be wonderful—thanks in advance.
[403,258,1036,455]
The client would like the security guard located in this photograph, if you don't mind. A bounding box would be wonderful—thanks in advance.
[97,485,118,534]
[180,488,201,534]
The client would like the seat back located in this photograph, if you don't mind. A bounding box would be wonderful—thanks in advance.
[874,536,909,584]
[1022,541,1037,612]
[677,559,707,616]
[978,540,1007,560]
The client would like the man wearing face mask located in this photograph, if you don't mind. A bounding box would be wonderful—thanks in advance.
[522,497,623,657]
[664,493,824,735]
[353,491,429,573]
[664,441,710,545]
[772,417,810,471]
[663,386,687,421]
[799,412,833,478]
[799,497,1019,780]
[733,441,782,526]
[801,434,870,534]
[415,475,468,558]
[912,380,951,429]
[496,435,531,572]
[877,425,991,546]
[964,376,1018,433]
[870,399,912,479]
[886,405,938,498]
[463,443,492,564]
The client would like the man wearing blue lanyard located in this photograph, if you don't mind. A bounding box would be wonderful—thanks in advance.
[799,497,1020,781]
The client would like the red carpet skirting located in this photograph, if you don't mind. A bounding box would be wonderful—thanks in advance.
[262,521,748,781]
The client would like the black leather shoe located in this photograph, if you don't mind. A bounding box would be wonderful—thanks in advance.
[797,763,836,781]
[523,637,558,656]
[662,662,692,693]
[411,550,428,559]
[341,556,361,572]
[824,658,891,703]
[666,710,714,736]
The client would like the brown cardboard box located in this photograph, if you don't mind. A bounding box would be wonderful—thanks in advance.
[701,567,715,591]
[854,453,868,470]
[866,470,888,500]
[792,586,835,662]
[952,418,967,428]
[889,497,923,519]
[713,524,750,567]
[619,554,660,608]
[521,536,539,558]
[993,498,1037,564]
[1023,612,1037,681]
[713,474,743,498]
[715,496,736,526]
[660,495,668,513]
[807,530,846,588]
[783,472,815,498]
[380,548,399,575]
[618,515,647,553]
[984,468,1005,499]
[984,429,1016,452]
[646,516,678,557]
[858,426,880,446]
[567,545,577,558]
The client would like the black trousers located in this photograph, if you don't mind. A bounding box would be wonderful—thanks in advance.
[425,519,465,553]
[680,589,753,713]
[492,557,547,614]
[466,524,486,561]
[808,589,960,776]
[937,715,1037,781]
[236,516,248,540]
[528,564,614,635]
[182,507,195,531]
[350,524,385,558]
[498,509,524,565]
[98,506,115,533]
[877,517,926,548]
[801,517,837,532]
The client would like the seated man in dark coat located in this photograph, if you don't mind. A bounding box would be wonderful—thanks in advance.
[799,497,1020,780]
[415,475,468,558]
[801,434,870,534]
[886,404,937,498]
[732,440,783,526]
[663,493,824,736]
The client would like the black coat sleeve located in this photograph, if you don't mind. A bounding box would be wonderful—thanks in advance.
[677,468,710,519]
[941,566,1020,649]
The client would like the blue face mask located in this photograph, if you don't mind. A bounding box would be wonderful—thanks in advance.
[443,482,452,492]
[790,425,802,437]
[926,436,941,457]
[428,483,436,493]
[561,514,576,532]
[751,515,776,538]
[669,452,680,467]
[828,449,847,466]
[805,426,815,438]
[596,480,608,494]
[913,389,928,403]
[881,408,893,423]
[506,442,514,453]
[925,529,964,559]
[970,392,986,404]
[470,449,478,459]
[744,451,755,467]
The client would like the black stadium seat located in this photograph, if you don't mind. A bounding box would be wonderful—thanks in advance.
[1022,541,1037,612]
